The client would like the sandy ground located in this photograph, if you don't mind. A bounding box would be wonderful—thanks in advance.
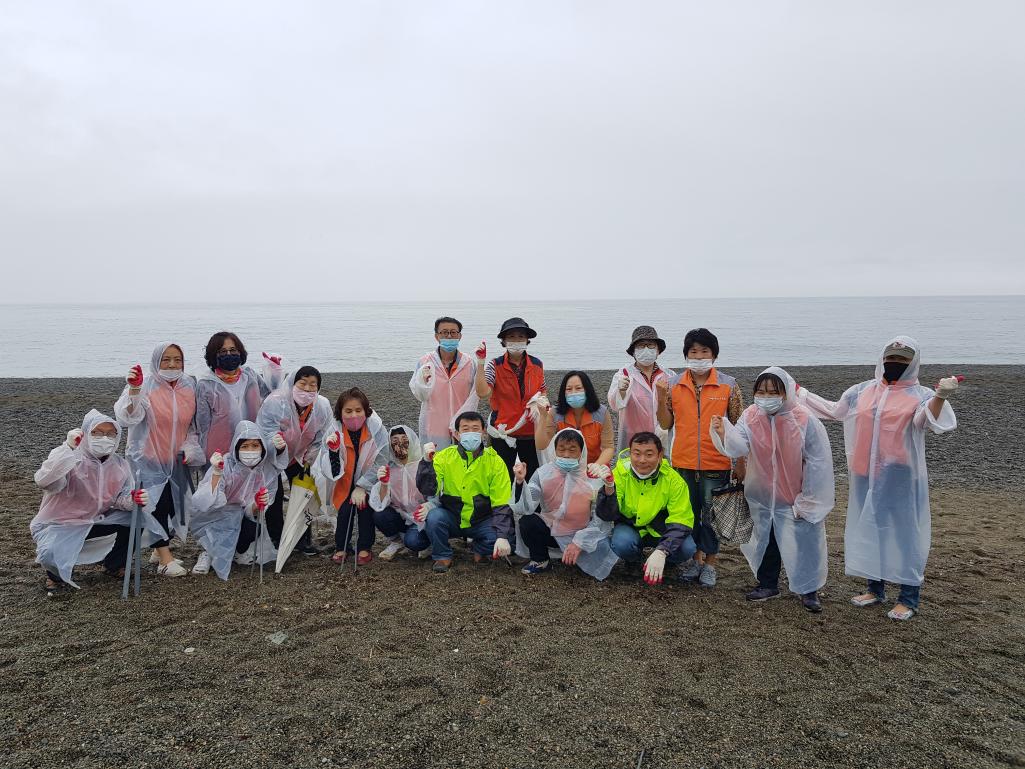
[1,365,1023,769]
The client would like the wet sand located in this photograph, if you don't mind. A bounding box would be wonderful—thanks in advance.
[1,366,1023,769]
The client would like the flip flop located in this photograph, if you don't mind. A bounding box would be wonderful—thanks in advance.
[887,606,917,621]
[850,593,883,607]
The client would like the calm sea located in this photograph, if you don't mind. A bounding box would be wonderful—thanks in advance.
[1,296,1021,378]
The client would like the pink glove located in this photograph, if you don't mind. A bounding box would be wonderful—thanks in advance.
[262,352,282,366]
[326,431,341,451]
[127,364,144,388]
[377,465,391,483]
[475,340,487,360]
[254,487,269,511]
[131,489,149,506]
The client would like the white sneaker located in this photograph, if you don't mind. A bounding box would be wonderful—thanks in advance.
[234,549,255,566]
[157,560,188,577]
[379,540,408,561]
[150,551,183,565]
[192,552,211,575]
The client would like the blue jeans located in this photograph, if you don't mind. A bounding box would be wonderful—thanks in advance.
[609,524,695,565]
[677,468,730,557]
[867,580,921,611]
[425,507,498,561]
[403,526,431,553]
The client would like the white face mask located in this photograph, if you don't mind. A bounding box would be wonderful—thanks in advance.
[505,342,528,353]
[633,347,658,366]
[685,358,715,374]
[89,435,117,457]
[157,368,183,382]
[632,465,658,480]
[239,450,263,467]
[755,396,784,415]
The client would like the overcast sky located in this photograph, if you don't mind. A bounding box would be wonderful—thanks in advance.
[2,1,1023,303]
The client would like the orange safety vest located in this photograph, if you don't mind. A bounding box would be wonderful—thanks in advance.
[331,424,369,508]
[489,353,545,438]
[555,406,607,462]
[669,369,737,471]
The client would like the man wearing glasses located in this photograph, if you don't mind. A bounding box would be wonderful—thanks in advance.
[409,317,481,450]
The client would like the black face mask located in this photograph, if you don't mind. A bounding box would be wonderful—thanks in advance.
[882,361,909,383]
[216,352,242,372]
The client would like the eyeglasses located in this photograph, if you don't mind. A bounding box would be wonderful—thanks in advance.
[90,429,118,438]
[436,331,461,339]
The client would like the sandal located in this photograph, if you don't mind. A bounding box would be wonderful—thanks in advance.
[850,592,883,607]
[887,605,917,621]
[331,551,349,564]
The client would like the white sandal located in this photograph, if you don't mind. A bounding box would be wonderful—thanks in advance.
[850,593,883,607]
[887,606,916,621]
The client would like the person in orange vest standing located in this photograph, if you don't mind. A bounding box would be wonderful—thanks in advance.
[657,328,746,588]
[475,317,547,481]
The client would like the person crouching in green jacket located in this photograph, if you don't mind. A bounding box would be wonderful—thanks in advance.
[415,411,514,574]
[595,431,696,585]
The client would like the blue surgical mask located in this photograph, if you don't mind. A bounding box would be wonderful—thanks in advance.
[565,392,586,409]
[439,339,460,353]
[459,432,482,452]
[216,352,242,372]
[555,457,579,472]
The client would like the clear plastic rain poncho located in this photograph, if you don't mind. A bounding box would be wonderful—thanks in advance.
[607,364,675,452]
[114,342,204,544]
[512,428,619,581]
[369,425,427,528]
[30,410,135,587]
[799,336,956,586]
[189,420,288,580]
[256,370,334,468]
[710,367,834,595]
[312,410,390,514]
[409,351,480,449]
[195,357,284,459]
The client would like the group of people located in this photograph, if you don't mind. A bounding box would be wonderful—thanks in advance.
[30,316,962,621]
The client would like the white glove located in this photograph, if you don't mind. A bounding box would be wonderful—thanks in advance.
[66,428,84,449]
[618,370,630,395]
[423,442,437,461]
[351,487,368,509]
[795,385,809,403]
[131,489,149,507]
[936,376,960,400]
[492,537,511,559]
[209,452,225,475]
[513,462,527,484]
[643,549,667,585]
[586,463,605,479]
[419,364,433,385]
[271,432,287,451]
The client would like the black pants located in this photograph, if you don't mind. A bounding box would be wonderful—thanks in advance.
[491,436,540,483]
[335,498,376,553]
[519,514,559,562]
[48,524,130,581]
[151,484,175,549]
[265,462,307,548]
[756,524,782,590]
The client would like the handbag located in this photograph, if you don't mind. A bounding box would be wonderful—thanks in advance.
[708,481,753,545]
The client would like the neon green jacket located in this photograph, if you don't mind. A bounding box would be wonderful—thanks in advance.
[596,458,694,551]
[415,445,514,534]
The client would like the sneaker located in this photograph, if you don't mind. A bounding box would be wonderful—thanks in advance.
[432,559,452,573]
[698,564,718,588]
[192,552,211,575]
[299,543,321,556]
[379,540,408,562]
[520,560,551,575]
[149,551,183,565]
[801,592,823,613]
[678,558,702,582]
[157,560,188,578]
[745,586,780,602]
[234,548,255,566]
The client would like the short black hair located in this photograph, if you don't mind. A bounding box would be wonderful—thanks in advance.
[334,387,372,422]
[753,373,786,395]
[204,331,248,370]
[234,438,265,462]
[389,427,408,439]
[293,365,322,389]
[454,410,485,431]
[556,371,601,414]
[683,328,719,358]
[553,431,585,452]
[434,316,463,333]
[629,431,663,453]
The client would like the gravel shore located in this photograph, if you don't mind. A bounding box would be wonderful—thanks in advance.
[1,366,1022,769]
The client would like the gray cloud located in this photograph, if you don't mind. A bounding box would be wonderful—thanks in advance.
[2,0,1023,302]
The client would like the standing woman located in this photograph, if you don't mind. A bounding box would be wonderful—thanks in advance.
[256,366,334,556]
[114,342,206,577]
[194,331,284,460]
[710,367,835,612]
[314,388,389,565]
[475,317,547,480]
[608,326,674,449]
[535,371,615,471]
